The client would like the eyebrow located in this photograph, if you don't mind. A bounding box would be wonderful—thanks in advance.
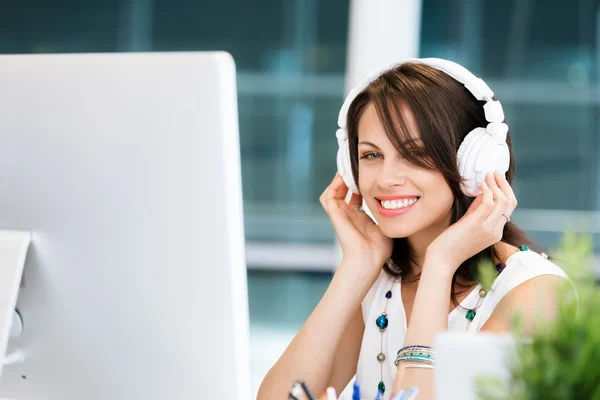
[358,141,381,150]
[358,139,423,150]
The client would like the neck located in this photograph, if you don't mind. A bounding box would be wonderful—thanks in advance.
[404,207,453,279]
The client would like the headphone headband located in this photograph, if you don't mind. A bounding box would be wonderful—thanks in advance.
[337,58,500,131]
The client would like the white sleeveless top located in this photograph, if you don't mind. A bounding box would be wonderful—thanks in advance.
[354,249,569,400]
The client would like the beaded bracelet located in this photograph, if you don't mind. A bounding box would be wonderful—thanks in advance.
[396,345,433,355]
[394,345,435,367]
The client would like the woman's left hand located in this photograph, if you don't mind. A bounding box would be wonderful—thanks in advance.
[425,171,518,273]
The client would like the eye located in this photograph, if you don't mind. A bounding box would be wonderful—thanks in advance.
[360,151,382,160]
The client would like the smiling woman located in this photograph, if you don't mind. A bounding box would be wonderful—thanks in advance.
[257,59,571,400]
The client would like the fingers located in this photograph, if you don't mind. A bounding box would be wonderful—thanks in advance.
[319,173,342,213]
[464,193,483,217]
[324,175,345,213]
[334,175,350,202]
[472,180,494,220]
[347,192,363,207]
[485,172,510,225]
[319,173,360,215]
[493,171,518,215]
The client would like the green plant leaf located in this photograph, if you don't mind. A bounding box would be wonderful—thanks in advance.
[477,230,599,399]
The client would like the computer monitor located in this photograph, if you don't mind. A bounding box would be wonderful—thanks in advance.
[0,52,252,400]
[435,332,515,400]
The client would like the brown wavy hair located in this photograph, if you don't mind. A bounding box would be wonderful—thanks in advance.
[345,61,536,304]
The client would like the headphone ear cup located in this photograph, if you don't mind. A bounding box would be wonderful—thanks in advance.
[458,127,511,197]
[474,133,510,182]
[456,128,481,176]
[457,128,490,197]
[336,138,360,194]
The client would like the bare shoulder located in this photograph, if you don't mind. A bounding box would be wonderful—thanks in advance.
[482,272,565,333]
[495,273,564,307]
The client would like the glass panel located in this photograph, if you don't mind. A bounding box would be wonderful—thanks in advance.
[508,104,596,211]
[420,0,600,246]
[0,2,120,53]
[247,270,330,394]
[421,0,598,84]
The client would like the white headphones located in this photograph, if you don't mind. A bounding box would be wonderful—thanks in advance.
[336,58,510,197]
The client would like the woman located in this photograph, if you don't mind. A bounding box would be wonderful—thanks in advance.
[257,59,569,400]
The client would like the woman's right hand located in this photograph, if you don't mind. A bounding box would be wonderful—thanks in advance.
[319,173,393,274]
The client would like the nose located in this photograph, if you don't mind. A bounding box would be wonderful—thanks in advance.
[375,158,407,190]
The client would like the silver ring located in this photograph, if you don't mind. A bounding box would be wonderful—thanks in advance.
[502,213,511,223]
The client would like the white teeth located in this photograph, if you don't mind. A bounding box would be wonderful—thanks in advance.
[380,198,419,210]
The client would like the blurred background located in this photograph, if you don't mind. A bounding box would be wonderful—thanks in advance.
[2,0,599,396]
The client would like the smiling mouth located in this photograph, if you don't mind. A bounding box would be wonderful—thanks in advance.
[378,197,420,210]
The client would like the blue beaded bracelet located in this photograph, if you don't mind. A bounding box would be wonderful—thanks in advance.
[395,345,435,367]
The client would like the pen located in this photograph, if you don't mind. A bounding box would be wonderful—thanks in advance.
[401,386,420,400]
[299,380,316,400]
[290,383,308,400]
[391,390,404,400]
[352,381,361,400]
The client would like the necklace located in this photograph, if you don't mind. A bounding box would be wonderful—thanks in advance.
[375,246,539,396]
[372,259,400,396]
[464,245,535,330]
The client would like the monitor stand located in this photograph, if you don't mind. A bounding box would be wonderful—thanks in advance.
[0,230,31,379]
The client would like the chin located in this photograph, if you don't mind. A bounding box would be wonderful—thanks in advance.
[377,223,418,239]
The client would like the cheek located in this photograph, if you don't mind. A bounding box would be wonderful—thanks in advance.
[357,165,374,192]
[357,169,379,209]
[437,181,454,201]
[425,175,454,209]
[414,169,452,199]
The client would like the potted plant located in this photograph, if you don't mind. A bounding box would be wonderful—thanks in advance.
[476,230,600,399]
